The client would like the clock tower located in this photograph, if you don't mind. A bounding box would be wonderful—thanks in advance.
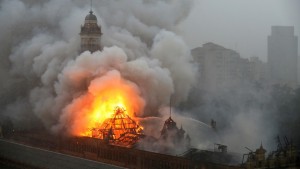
[80,10,102,53]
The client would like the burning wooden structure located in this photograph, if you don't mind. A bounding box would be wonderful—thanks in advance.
[90,106,143,147]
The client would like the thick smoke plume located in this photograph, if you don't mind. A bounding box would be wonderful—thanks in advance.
[0,0,195,140]
[1,0,297,155]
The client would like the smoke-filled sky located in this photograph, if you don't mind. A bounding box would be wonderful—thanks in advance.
[180,0,300,61]
[0,0,195,138]
[0,0,299,155]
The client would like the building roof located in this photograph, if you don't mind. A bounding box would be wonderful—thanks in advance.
[255,143,266,154]
[85,10,97,21]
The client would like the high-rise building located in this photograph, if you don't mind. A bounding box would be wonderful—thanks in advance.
[80,10,102,53]
[191,43,267,91]
[268,26,298,87]
[191,43,253,91]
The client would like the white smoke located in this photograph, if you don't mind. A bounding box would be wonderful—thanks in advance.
[0,0,196,139]
[0,0,291,156]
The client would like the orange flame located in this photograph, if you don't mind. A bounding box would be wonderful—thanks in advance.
[68,70,145,137]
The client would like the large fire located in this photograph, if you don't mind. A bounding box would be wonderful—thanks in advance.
[68,70,145,139]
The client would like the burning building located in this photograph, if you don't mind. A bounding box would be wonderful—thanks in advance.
[75,9,191,151]
[1,0,300,168]
[90,106,144,147]
[65,10,146,148]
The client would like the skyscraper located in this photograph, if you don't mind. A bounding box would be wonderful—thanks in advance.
[268,26,298,86]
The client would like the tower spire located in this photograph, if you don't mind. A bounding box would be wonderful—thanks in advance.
[90,0,93,12]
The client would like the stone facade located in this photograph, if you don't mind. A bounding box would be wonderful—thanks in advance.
[80,10,102,53]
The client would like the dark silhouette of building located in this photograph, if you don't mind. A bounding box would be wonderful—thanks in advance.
[160,116,190,149]
[242,137,300,169]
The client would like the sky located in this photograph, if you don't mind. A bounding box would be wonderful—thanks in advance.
[180,0,300,62]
